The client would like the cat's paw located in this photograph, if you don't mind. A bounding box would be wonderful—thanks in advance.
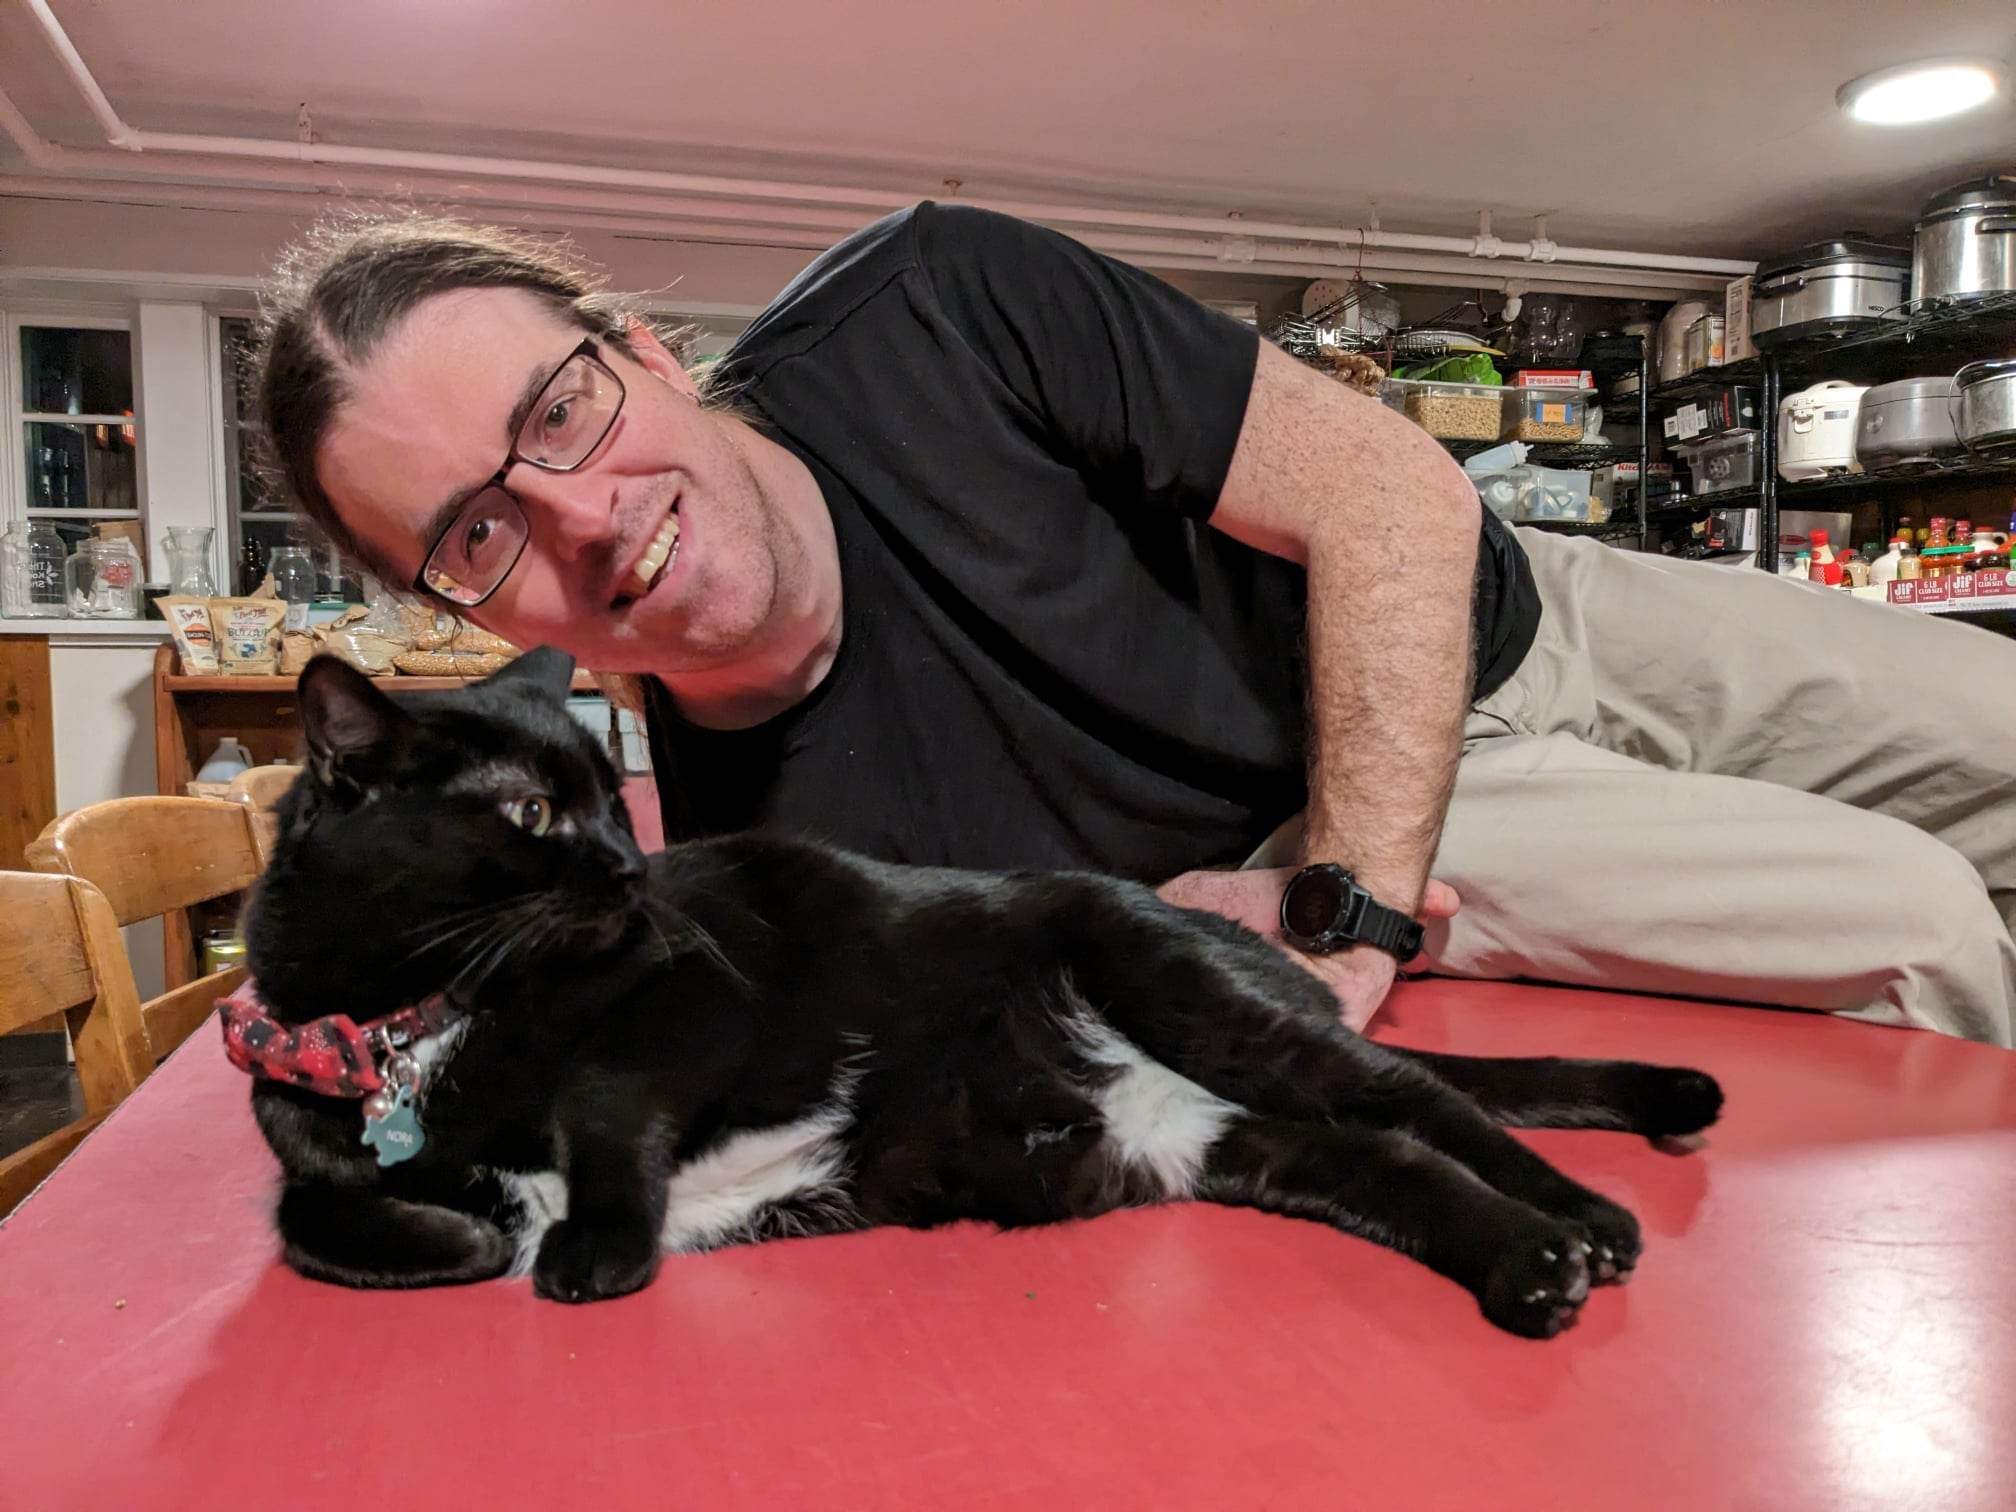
[1480,1228,1592,1339]
[1552,1194,1643,1285]
[532,1218,660,1304]
[1629,1066,1724,1138]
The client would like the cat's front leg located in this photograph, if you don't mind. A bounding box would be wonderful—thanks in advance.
[277,1181,513,1289]
[532,1081,672,1304]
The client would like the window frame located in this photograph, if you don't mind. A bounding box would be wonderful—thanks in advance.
[213,311,289,586]
[3,307,141,540]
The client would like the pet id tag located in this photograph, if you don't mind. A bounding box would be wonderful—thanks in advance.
[361,1054,425,1168]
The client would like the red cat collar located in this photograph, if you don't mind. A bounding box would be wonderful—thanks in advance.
[217,977,460,1097]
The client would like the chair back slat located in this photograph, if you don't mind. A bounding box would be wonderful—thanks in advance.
[26,797,263,928]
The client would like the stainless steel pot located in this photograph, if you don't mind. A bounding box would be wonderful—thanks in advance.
[1751,238,1910,347]
[1955,358,2016,452]
[1854,376,1962,466]
[1912,176,2016,303]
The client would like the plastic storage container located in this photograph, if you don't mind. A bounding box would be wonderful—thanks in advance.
[1501,386,1594,442]
[1470,465,1599,523]
[1676,430,1763,496]
[1391,378,1505,441]
[1683,314,1725,374]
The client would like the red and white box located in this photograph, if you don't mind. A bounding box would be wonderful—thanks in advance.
[1512,369,1595,390]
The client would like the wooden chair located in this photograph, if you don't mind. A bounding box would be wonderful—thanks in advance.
[226,763,302,865]
[0,873,153,1218]
[25,798,262,1061]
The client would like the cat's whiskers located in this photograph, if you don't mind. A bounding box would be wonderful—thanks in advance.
[386,893,558,969]
[642,895,749,988]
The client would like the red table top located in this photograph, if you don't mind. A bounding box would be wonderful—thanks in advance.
[2,980,2011,1512]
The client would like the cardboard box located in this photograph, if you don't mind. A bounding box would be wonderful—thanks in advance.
[1724,276,1755,364]
[1886,569,2016,609]
[1663,389,1761,442]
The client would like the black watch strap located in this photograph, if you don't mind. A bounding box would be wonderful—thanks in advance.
[1354,900,1425,961]
[1280,863,1425,962]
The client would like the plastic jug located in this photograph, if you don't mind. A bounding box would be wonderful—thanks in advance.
[196,737,253,784]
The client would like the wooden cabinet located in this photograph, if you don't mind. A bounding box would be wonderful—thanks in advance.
[0,636,58,870]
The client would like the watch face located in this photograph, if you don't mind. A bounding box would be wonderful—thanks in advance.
[1284,869,1344,940]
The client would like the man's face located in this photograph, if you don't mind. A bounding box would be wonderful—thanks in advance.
[319,287,787,674]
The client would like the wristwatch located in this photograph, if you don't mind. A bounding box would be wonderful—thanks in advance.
[1279,863,1424,961]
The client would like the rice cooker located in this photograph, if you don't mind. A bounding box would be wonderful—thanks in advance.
[1777,381,1868,480]
[1750,239,1909,349]
[1910,176,2016,304]
[1853,376,1963,468]
[1954,358,2016,453]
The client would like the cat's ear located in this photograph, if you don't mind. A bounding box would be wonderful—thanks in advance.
[298,655,411,790]
[485,645,576,702]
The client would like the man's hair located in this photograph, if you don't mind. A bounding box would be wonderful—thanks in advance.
[249,208,706,583]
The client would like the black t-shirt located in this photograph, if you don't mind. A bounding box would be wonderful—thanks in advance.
[645,202,1539,882]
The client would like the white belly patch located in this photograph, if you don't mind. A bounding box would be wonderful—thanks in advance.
[1062,1013,1244,1198]
[498,1093,859,1276]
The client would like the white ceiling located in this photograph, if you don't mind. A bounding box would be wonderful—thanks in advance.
[2,0,2013,259]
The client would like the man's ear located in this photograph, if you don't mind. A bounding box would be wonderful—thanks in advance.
[298,655,411,791]
[484,645,576,702]
[615,317,700,399]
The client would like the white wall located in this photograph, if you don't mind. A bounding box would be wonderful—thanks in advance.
[48,627,169,1000]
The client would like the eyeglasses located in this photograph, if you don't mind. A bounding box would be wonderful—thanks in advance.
[414,338,627,607]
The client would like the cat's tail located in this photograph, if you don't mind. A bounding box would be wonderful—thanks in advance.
[1388,1049,1724,1139]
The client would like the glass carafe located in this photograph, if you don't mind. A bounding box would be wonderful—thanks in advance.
[161,525,217,597]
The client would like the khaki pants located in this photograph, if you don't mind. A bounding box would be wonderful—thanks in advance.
[1251,527,2016,1046]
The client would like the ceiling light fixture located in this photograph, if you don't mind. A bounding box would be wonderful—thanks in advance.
[1837,57,2007,125]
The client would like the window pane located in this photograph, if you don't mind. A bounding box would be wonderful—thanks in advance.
[24,421,138,512]
[221,317,257,423]
[22,327,134,416]
[44,517,96,559]
[235,426,279,510]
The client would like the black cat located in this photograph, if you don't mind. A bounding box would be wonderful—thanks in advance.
[236,648,1722,1339]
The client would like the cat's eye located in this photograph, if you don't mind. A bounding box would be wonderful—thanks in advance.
[503,795,553,836]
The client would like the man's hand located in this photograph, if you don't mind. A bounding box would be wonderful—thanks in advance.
[1156,867,1459,1032]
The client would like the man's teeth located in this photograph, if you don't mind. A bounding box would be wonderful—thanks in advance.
[627,511,681,597]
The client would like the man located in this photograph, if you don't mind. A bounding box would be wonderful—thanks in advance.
[254,203,2014,1045]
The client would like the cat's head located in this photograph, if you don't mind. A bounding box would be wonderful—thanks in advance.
[244,647,649,1020]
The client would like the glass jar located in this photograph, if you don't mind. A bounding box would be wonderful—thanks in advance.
[3,519,71,618]
[201,931,248,975]
[65,537,143,618]
[266,546,319,632]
